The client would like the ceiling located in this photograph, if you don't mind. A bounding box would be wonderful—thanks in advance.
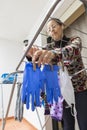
[0,0,48,42]
[0,0,85,43]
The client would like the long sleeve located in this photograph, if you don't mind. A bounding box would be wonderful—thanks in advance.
[50,36,87,92]
[52,36,82,65]
[61,37,82,63]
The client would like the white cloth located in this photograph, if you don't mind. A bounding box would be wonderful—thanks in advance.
[59,66,79,130]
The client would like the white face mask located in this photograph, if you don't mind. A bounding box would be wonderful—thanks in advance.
[59,66,80,130]
[59,66,75,107]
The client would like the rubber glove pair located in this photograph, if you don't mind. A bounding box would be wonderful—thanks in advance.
[43,65,61,104]
[21,62,44,111]
[21,62,61,111]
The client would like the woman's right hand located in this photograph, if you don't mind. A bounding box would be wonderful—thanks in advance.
[26,46,39,58]
[32,49,55,66]
[26,46,56,67]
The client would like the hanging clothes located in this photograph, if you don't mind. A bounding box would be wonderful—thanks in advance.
[1,73,17,84]
[40,91,50,115]
[21,62,44,111]
[59,66,79,130]
[50,96,63,121]
[43,64,61,104]
[15,82,24,121]
[21,62,61,111]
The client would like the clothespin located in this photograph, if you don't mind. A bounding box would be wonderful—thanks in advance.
[60,59,64,71]
[49,63,53,71]
[33,63,36,70]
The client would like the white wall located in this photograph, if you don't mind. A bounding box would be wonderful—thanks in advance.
[24,106,46,130]
[0,39,23,75]
[0,39,23,118]
[0,84,17,118]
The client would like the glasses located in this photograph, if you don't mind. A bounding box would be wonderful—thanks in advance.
[47,24,58,33]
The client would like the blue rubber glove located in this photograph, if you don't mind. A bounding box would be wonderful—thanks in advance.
[43,65,61,104]
[21,63,30,107]
[21,62,44,111]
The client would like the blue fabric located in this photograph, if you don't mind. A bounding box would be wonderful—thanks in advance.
[21,63,61,111]
[1,73,17,84]
[21,62,44,111]
[43,65,61,104]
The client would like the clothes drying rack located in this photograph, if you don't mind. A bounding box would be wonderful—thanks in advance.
[0,70,51,130]
[1,66,87,130]
[0,71,23,130]
[0,1,61,130]
[1,0,87,129]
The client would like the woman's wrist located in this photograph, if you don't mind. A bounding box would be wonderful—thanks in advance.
[50,50,58,64]
[51,50,58,57]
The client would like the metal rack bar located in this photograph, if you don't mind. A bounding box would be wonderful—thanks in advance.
[16,0,61,71]
[72,68,87,77]
[2,78,17,130]
[3,0,61,130]
[0,83,4,130]
[1,71,23,130]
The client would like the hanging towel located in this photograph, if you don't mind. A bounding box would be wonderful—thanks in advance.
[50,96,63,121]
[59,66,80,130]
[15,82,24,121]
[1,73,17,84]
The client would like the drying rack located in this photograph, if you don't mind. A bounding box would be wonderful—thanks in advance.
[0,1,61,130]
[0,70,47,128]
[1,66,87,130]
[0,71,23,130]
[0,70,51,130]
[0,0,87,129]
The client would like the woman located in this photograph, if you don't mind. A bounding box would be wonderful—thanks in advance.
[26,18,87,130]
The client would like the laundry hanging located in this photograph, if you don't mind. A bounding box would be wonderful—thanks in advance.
[43,64,61,104]
[21,62,61,111]
[40,91,50,115]
[50,96,63,121]
[1,73,17,84]
[21,62,44,111]
[59,66,75,107]
[15,82,24,122]
[59,66,80,130]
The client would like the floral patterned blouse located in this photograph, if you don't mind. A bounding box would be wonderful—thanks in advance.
[48,35,87,93]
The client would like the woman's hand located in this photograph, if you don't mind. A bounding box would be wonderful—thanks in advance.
[32,49,55,66]
[26,46,39,58]
[25,45,56,66]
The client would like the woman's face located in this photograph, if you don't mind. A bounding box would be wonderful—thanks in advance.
[47,20,63,41]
